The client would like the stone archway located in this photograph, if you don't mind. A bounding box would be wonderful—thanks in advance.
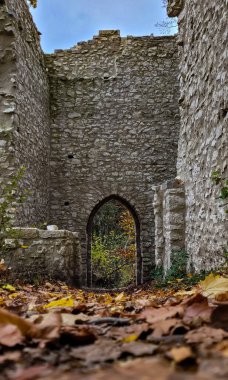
[86,195,142,288]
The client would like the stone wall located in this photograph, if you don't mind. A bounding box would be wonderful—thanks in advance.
[0,0,16,190]
[45,31,180,285]
[168,0,228,270]
[3,228,81,285]
[153,179,185,273]
[0,0,50,226]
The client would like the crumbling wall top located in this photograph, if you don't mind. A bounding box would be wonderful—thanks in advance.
[167,0,184,17]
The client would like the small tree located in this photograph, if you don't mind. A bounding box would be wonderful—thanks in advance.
[156,0,178,35]
[27,1,37,8]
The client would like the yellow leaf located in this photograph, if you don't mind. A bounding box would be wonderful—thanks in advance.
[104,294,113,305]
[115,292,126,302]
[0,297,5,305]
[174,289,197,297]
[0,308,38,337]
[2,284,16,292]
[122,334,138,343]
[21,245,29,249]
[9,293,19,299]
[43,297,74,309]
[200,274,228,298]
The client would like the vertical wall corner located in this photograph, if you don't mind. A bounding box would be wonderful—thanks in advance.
[154,178,186,273]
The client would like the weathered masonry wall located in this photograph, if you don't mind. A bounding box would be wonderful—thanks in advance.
[45,31,180,284]
[3,228,81,284]
[153,179,185,273]
[0,0,50,226]
[0,0,16,192]
[168,0,228,270]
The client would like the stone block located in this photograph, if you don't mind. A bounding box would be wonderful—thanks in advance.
[11,228,39,239]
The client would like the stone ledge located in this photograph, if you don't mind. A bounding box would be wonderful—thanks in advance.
[11,227,39,239]
[10,228,79,240]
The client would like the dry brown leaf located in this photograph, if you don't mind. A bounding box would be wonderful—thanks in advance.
[0,350,21,364]
[216,340,228,357]
[200,274,228,299]
[0,307,38,337]
[183,298,212,325]
[60,325,97,346]
[140,305,184,324]
[167,346,193,363]
[13,365,51,380]
[150,318,179,338]
[121,341,157,357]
[215,291,228,302]
[35,312,62,340]
[211,305,228,330]
[185,326,228,345]
[0,324,23,347]
[61,312,89,326]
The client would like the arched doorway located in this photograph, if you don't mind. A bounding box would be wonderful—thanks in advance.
[86,195,142,288]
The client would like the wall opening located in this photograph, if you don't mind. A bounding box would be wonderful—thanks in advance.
[87,195,142,288]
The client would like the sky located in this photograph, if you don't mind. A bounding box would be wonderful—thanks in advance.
[30,0,173,53]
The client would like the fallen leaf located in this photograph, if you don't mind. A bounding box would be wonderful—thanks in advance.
[167,346,193,363]
[115,292,126,302]
[140,305,184,324]
[216,340,228,357]
[215,291,228,302]
[174,289,197,297]
[61,312,89,326]
[200,274,228,299]
[185,326,228,345]
[121,334,138,343]
[211,305,228,330]
[183,298,212,326]
[35,312,62,340]
[0,308,38,337]
[121,341,157,357]
[13,365,51,380]
[149,318,179,338]
[60,325,97,346]
[72,339,121,365]
[2,284,16,292]
[43,297,74,309]
[0,351,21,364]
[0,324,23,346]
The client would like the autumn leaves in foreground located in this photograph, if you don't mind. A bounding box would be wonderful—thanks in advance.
[0,274,228,380]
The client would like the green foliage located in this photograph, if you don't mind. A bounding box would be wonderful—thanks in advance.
[211,170,228,212]
[152,251,208,289]
[91,200,136,289]
[0,167,26,251]
[91,234,135,289]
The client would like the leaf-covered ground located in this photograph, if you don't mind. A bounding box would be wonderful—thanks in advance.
[0,275,228,380]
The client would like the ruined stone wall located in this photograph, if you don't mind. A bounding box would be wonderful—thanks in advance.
[0,0,16,190]
[0,0,50,226]
[3,228,81,285]
[153,179,185,273]
[168,0,228,270]
[45,31,180,284]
